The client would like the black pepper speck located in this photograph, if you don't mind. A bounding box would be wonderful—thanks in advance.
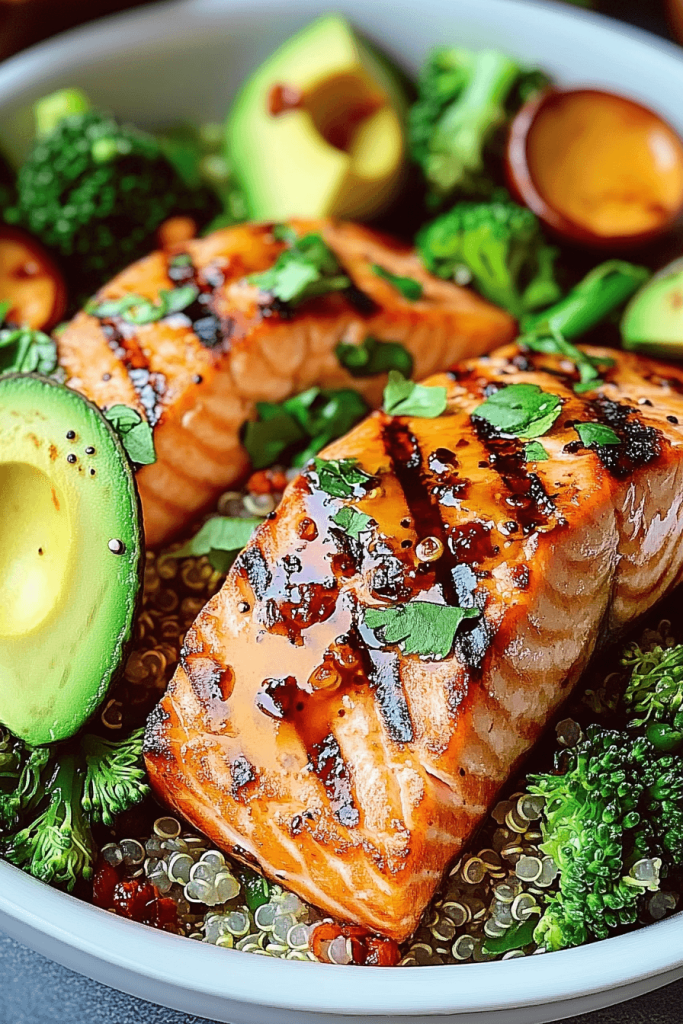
[66,430,76,440]
[66,453,77,464]
[668,415,679,425]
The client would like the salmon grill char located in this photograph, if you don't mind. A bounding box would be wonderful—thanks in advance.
[144,342,683,941]
[57,219,515,546]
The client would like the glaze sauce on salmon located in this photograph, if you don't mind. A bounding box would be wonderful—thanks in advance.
[144,342,683,941]
[57,219,515,546]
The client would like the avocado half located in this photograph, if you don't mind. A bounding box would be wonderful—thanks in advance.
[622,257,683,358]
[0,374,143,745]
[226,14,409,221]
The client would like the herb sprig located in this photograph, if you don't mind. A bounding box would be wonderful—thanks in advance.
[332,507,374,539]
[0,324,57,376]
[88,285,198,325]
[335,336,414,378]
[243,387,368,470]
[169,516,261,573]
[575,422,620,448]
[521,330,614,395]
[364,601,479,659]
[104,405,157,465]
[383,371,447,418]
[309,458,376,499]
[249,232,350,307]
[473,382,561,439]
[372,264,424,301]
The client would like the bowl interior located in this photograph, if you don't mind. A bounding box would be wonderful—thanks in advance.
[1,1,683,1021]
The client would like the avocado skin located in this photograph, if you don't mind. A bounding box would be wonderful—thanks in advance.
[622,258,683,358]
[0,374,144,746]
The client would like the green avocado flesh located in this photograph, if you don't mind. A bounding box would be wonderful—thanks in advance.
[226,14,408,220]
[622,258,683,358]
[0,374,142,745]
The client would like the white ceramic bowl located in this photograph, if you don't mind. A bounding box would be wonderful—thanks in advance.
[1,2,683,1021]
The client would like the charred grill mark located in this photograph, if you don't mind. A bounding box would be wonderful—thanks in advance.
[255,676,298,720]
[230,755,257,802]
[583,395,663,477]
[344,283,378,317]
[100,322,166,426]
[166,251,224,349]
[234,544,272,601]
[142,703,171,759]
[310,733,359,828]
[366,648,414,744]
[472,417,556,534]
[380,418,460,605]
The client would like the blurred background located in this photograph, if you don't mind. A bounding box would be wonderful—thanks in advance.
[0,0,680,62]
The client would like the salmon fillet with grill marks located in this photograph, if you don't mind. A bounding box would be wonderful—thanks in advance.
[56,219,515,547]
[144,342,683,941]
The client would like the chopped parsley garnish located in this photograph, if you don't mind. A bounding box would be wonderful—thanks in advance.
[335,335,414,378]
[170,516,261,574]
[383,370,447,418]
[473,383,561,439]
[248,232,350,306]
[310,458,376,499]
[521,330,614,394]
[332,506,374,539]
[243,387,368,470]
[104,405,156,465]
[88,285,199,325]
[576,422,621,447]
[0,325,57,376]
[271,223,298,244]
[524,441,549,462]
[364,601,479,660]
[371,264,423,301]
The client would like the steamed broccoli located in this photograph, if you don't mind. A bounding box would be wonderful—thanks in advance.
[5,89,219,294]
[4,754,94,888]
[81,728,149,827]
[529,640,683,952]
[408,48,548,205]
[0,727,149,892]
[417,199,561,318]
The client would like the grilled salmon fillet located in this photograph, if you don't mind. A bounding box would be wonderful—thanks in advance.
[57,219,515,546]
[144,342,683,941]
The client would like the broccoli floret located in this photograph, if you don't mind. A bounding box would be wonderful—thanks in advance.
[529,727,660,952]
[622,643,683,728]
[81,728,149,827]
[5,89,219,294]
[408,48,539,204]
[0,727,150,891]
[417,199,561,318]
[4,754,94,890]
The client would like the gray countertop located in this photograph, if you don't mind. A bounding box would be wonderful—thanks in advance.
[0,930,681,1024]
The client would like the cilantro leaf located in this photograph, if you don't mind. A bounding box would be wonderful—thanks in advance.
[271,223,298,244]
[576,422,621,447]
[248,232,350,307]
[372,264,423,301]
[524,441,549,461]
[335,335,414,379]
[332,507,374,539]
[310,458,376,499]
[364,601,479,660]
[170,516,261,574]
[104,405,157,465]
[383,371,447,418]
[473,383,561,439]
[242,388,368,470]
[521,331,614,394]
[482,918,537,955]
[0,326,57,376]
[88,285,199,325]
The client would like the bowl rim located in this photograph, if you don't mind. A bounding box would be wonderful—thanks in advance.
[1,0,683,1016]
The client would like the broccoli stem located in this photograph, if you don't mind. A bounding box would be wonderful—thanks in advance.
[429,50,519,198]
[34,88,91,138]
[520,260,650,340]
[81,727,150,827]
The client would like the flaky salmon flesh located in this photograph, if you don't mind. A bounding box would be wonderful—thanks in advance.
[144,341,683,941]
[57,219,515,546]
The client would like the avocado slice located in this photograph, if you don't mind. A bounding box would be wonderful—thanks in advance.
[0,374,142,745]
[622,257,683,358]
[225,14,408,220]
